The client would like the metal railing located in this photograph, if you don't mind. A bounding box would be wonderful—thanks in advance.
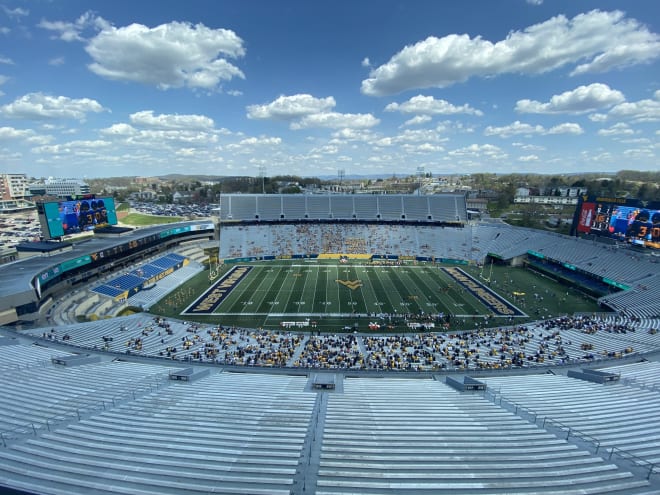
[609,446,660,480]
[485,386,660,480]
[0,379,168,447]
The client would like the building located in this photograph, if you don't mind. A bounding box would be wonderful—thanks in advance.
[29,178,90,198]
[514,195,579,205]
[0,173,30,201]
[0,173,35,212]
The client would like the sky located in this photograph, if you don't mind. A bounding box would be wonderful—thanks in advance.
[0,0,659,179]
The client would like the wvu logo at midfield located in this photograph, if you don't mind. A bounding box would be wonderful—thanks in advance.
[336,279,363,290]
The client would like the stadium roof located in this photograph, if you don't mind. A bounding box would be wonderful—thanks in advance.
[0,221,212,302]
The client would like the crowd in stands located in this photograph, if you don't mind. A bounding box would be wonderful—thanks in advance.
[538,314,635,334]
[220,223,472,259]
[37,313,657,371]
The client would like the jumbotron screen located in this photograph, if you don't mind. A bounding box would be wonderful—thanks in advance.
[572,196,660,249]
[38,196,118,239]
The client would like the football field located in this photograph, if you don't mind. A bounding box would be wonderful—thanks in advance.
[178,261,525,323]
[148,259,603,331]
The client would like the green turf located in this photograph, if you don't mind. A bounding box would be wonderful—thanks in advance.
[120,212,184,226]
[148,259,603,332]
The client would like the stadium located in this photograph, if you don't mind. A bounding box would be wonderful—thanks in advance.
[1,193,660,494]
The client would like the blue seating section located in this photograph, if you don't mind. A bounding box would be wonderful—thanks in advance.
[92,285,125,298]
[92,253,188,298]
[150,253,186,270]
[138,264,162,278]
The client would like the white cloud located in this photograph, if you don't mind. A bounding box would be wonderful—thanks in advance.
[484,120,582,137]
[310,144,339,155]
[38,11,110,42]
[0,92,105,120]
[291,112,379,130]
[0,56,13,64]
[361,57,371,68]
[622,146,655,159]
[361,10,660,96]
[83,20,245,90]
[101,123,136,136]
[247,94,378,132]
[329,128,377,143]
[607,90,660,122]
[402,142,444,154]
[396,128,447,144]
[547,123,584,135]
[129,110,215,130]
[236,136,282,146]
[518,154,539,162]
[515,83,625,114]
[588,113,608,123]
[2,6,29,19]
[484,121,544,138]
[33,139,111,155]
[48,56,65,66]
[0,126,51,144]
[619,137,650,145]
[512,142,545,151]
[402,115,432,127]
[385,95,482,116]
[526,0,543,5]
[598,123,635,136]
[247,94,335,120]
[100,121,219,150]
[448,143,507,160]
[225,136,282,154]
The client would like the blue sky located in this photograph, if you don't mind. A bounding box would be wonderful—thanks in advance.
[0,0,658,179]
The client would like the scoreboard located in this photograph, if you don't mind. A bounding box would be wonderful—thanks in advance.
[572,196,660,249]
[37,196,118,240]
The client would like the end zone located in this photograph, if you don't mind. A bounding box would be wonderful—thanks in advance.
[442,267,527,317]
[182,265,252,315]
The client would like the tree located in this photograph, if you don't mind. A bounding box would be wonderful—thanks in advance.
[636,183,659,202]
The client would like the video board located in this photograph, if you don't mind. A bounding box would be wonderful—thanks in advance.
[572,196,660,249]
[37,196,118,239]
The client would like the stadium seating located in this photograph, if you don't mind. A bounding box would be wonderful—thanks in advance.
[481,372,660,466]
[217,194,468,222]
[0,343,74,372]
[0,342,659,494]
[319,377,654,494]
[92,253,190,300]
[28,314,660,372]
[0,369,314,495]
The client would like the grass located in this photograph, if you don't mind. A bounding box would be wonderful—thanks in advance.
[148,259,602,332]
[120,212,184,226]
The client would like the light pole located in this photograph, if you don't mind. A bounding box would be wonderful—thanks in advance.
[417,166,424,195]
[258,165,266,194]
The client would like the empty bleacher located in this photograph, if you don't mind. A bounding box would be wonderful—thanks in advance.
[0,355,173,441]
[0,344,74,372]
[481,371,660,466]
[217,194,467,223]
[0,371,315,495]
[316,377,654,494]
